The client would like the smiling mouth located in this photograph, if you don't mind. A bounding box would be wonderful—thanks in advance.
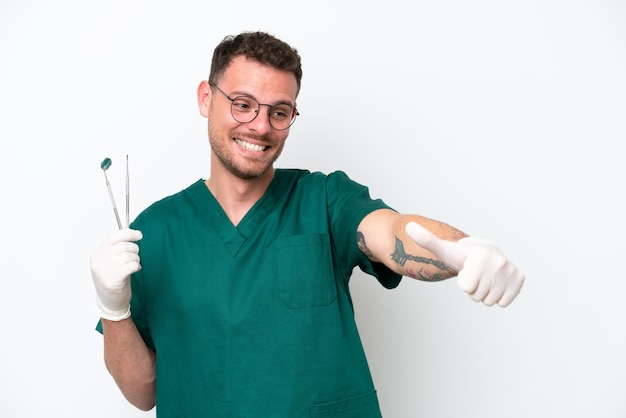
[234,138,268,152]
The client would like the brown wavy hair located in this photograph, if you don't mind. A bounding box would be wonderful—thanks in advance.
[209,31,303,96]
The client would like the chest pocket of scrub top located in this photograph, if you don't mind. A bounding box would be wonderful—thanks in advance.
[276,234,337,309]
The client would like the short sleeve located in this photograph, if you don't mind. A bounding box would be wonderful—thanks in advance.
[325,171,402,289]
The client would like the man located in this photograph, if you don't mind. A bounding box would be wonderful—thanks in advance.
[91,31,524,417]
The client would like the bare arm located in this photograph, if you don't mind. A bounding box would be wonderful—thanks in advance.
[357,209,468,281]
[101,318,156,411]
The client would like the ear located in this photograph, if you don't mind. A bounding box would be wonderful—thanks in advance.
[197,80,212,118]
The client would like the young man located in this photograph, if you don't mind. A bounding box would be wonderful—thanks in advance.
[90,31,524,417]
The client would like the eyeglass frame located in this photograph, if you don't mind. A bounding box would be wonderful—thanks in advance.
[208,80,299,130]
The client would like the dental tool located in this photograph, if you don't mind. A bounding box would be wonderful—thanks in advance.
[100,157,122,230]
[125,154,129,228]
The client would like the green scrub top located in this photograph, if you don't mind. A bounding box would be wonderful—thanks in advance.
[98,169,402,417]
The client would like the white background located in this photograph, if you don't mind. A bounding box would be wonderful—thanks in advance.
[1,1,625,417]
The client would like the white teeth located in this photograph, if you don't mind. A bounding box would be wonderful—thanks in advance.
[235,139,266,152]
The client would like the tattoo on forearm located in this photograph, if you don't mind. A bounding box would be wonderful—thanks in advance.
[391,236,453,275]
[404,265,448,281]
[356,231,373,257]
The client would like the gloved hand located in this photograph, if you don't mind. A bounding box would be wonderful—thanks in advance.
[90,228,143,320]
[405,222,524,307]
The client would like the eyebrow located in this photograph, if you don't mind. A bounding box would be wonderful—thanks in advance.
[228,89,295,108]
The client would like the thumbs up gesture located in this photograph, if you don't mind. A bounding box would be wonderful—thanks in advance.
[405,222,525,307]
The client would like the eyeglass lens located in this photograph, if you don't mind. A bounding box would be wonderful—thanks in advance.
[229,96,296,130]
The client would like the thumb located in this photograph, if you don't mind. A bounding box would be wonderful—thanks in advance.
[404,222,466,271]
[104,228,143,246]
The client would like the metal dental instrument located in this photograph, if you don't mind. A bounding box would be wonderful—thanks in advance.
[125,154,129,228]
[100,157,123,229]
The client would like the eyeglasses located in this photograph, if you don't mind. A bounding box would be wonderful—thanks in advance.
[208,81,299,130]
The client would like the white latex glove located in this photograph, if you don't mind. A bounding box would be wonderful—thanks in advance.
[405,222,524,307]
[90,228,143,320]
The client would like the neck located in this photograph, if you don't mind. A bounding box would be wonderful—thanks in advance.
[205,165,275,226]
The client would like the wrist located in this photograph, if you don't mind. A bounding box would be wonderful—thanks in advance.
[95,296,131,321]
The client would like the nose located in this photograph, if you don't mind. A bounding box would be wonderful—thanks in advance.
[245,104,273,133]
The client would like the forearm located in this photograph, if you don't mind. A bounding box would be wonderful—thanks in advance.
[389,214,468,281]
[358,210,468,281]
[101,318,156,411]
